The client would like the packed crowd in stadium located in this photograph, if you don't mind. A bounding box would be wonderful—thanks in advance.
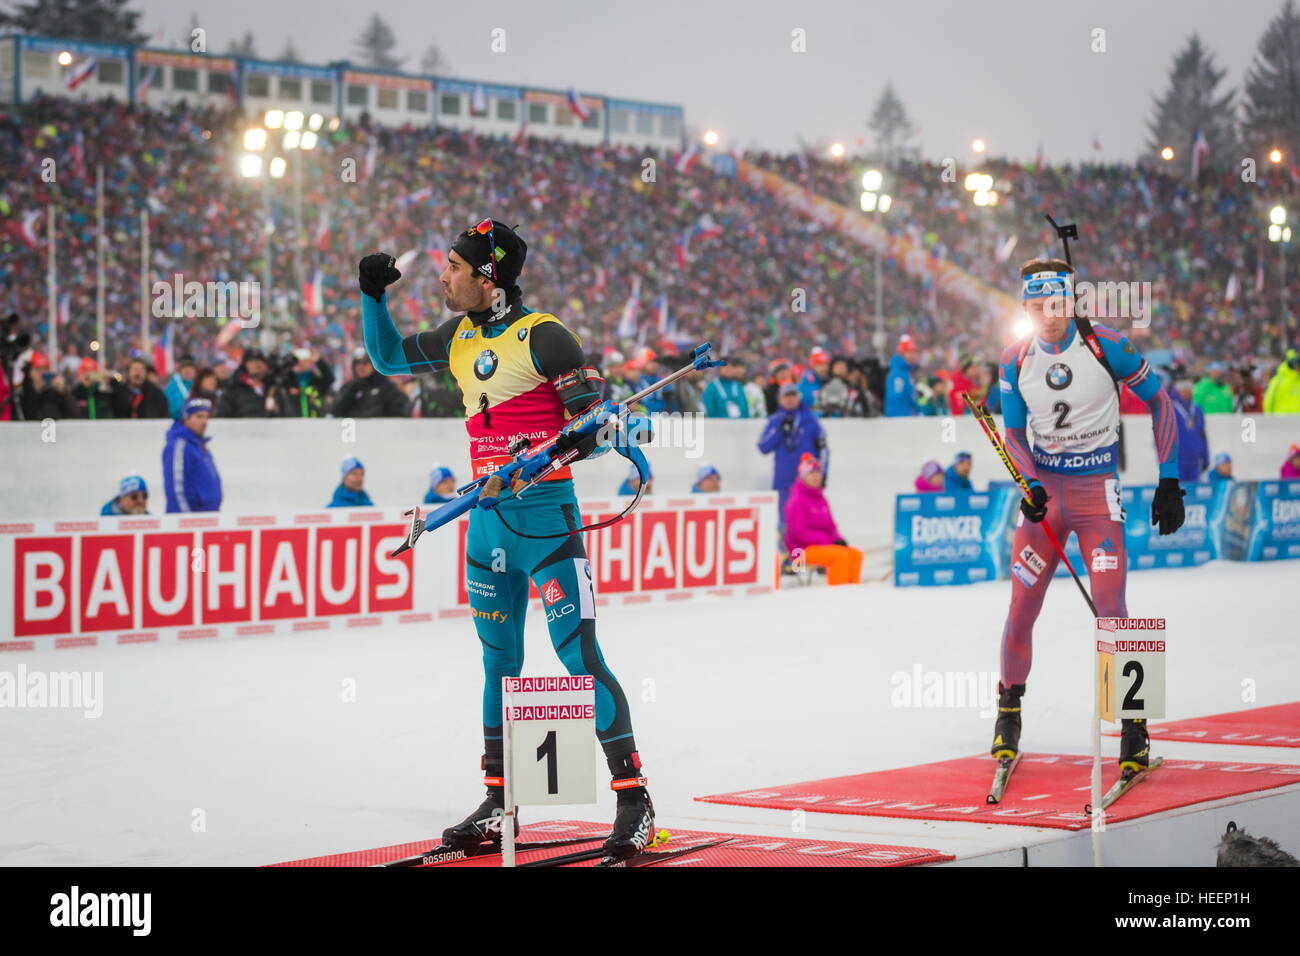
[3,95,1300,425]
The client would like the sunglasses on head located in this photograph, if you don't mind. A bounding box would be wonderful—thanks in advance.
[468,218,497,282]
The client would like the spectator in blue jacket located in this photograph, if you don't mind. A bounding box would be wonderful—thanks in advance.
[163,397,222,513]
[163,355,196,420]
[328,456,374,508]
[617,463,653,496]
[884,336,920,417]
[701,360,751,418]
[797,347,830,409]
[691,463,721,493]
[1170,379,1209,483]
[758,382,828,519]
[424,464,457,504]
[1207,452,1233,483]
[944,451,974,491]
[101,475,151,515]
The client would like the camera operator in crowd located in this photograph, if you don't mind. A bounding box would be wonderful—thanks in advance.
[272,347,334,418]
[19,351,71,420]
[70,357,116,419]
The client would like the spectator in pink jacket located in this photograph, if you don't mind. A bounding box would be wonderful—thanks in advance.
[1282,444,1300,480]
[915,460,944,492]
[784,453,863,585]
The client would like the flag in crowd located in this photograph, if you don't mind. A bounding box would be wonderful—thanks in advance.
[616,275,641,339]
[304,267,324,317]
[152,319,174,376]
[651,294,671,335]
[136,66,160,101]
[63,57,97,91]
[313,211,331,252]
[19,209,42,249]
[1191,129,1210,180]
[565,88,590,122]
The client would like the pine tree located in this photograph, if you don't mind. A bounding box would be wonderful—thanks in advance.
[420,43,447,75]
[225,31,258,58]
[867,84,916,166]
[355,14,403,71]
[0,0,147,44]
[1145,34,1238,176]
[278,39,301,63]
[1242,0,1300,168]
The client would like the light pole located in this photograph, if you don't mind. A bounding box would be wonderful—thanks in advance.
[245,111,322,323]
[241,126,277,316]
[1269,205,1292,351]
[861,168,892,350]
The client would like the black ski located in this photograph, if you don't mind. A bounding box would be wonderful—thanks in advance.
[521,837,733,868]
[376,834,604,868]
[986,752,1022,804]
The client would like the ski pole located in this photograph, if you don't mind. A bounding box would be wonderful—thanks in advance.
[963,393,1098,618]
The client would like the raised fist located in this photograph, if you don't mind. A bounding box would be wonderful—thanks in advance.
[358,253,401,301]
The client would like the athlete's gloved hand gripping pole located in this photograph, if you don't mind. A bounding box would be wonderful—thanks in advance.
[389,344,725,557]
[964,393,1100,618]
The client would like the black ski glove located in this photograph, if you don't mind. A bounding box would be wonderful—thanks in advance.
[1151,477,1186,536]
[358,252,401,301]
[1020,482,1049,523]
[780,414,794,435]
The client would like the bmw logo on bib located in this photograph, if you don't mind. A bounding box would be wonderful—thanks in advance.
[474,350,498,381]
[1046,362,1073,390]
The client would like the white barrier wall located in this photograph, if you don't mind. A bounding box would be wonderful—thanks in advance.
[2,415,1297,553]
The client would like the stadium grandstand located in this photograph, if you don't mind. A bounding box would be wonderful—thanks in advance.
[1,30,1296,422]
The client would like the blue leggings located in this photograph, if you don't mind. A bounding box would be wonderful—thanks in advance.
[466,480,636,759]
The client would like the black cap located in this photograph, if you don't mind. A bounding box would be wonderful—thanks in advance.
[450,219,528,291]
[242,348,267,365]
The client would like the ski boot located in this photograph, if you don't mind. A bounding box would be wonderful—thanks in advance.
[1119,718,1150,773]
[602,752,655,861]
[990,682,1025,759]
[440,754,518,851]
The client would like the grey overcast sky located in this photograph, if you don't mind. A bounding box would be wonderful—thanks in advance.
[135,0,1282,162]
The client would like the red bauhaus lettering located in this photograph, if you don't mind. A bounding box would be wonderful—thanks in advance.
[722,508,759,585]
[368,524,414,613]
[13,536,73,637]
[315,526,363,616]
[259,528,310,620]
[200,530,253,624]
[594,512,635,593]
[638,510,679,591]
[140,532,195,629]
[681,509,720,588]
[79,535,135,633]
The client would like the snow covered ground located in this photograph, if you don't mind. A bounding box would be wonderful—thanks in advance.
[1,560,1295,866]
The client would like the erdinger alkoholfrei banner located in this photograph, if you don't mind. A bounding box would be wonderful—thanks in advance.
[894,480,1297,586]
[893,487,1019,586]
[1124,481,1232,570]
[1220,479,1300,562]
[0,494,778,650]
